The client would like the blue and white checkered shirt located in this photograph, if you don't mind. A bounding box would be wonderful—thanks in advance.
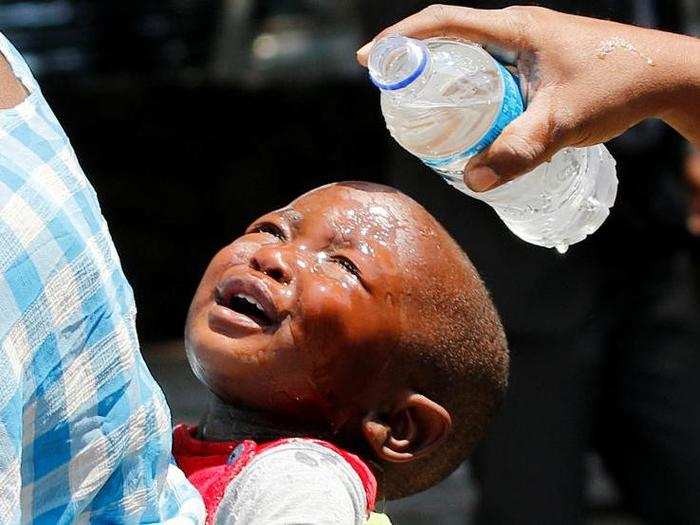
[0,34,204,524]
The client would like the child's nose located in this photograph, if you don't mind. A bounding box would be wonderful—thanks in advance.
[250,245,292,284]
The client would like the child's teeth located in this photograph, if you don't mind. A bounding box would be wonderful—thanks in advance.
[237,293,263,312]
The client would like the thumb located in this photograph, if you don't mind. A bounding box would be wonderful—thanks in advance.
[464,100,564,192]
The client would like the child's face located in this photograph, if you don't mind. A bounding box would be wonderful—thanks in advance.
[186,184,431,427]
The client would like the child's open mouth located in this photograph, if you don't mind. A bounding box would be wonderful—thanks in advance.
[223,294,272,327]
[210,274,279,335]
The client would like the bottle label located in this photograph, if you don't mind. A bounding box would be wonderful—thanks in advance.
[421,61,524,169]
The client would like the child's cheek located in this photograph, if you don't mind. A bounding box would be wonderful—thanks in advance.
[296,278,355,336]
[296,277,382,351]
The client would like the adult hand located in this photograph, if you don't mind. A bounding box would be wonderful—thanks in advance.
[357,5,700,191]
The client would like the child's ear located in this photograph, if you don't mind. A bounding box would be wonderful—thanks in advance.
[361,390,451,463]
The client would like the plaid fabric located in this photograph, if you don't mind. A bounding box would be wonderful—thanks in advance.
[0,34,204,524]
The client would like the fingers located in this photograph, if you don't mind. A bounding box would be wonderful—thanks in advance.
[464,99,566,191]
[357,5,533,66]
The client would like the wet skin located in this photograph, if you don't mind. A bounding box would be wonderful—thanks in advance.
[185,183,440,433]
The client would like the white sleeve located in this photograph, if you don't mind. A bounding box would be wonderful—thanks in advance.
[214,440,367,525]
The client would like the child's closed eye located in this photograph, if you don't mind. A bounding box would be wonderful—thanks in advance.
[248,223,286,241]
[329,255,361,277]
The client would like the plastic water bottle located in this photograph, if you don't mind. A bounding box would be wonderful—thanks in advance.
[368,35,618,253]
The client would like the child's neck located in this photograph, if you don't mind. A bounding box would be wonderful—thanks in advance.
[198,395,325,442]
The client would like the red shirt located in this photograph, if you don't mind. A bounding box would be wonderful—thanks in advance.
[172,424,377,524]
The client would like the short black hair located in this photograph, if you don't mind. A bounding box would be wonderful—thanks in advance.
[367,189,509,500]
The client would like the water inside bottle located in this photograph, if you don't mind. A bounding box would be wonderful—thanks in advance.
[379,39,503,161]
[371,36,619,251]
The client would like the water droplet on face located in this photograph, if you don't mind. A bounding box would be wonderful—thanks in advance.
[369,205,390,218]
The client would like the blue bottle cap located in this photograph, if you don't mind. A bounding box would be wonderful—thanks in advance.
[368,35,429,91]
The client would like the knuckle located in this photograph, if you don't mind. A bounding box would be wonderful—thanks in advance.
[501,132,545,167]
[502,5,548,20]
[549,105,589,146]
[422,4,454,27]
[546,109,568,144]
[501,5,528,16]
[500,6,537,47]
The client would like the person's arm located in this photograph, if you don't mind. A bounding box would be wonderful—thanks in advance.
[214,440,368,525]
[0,53,27,109]
[664,62,700,148]
[357,5,700,191]
[0,43,30,525]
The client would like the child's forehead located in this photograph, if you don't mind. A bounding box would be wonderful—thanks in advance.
[287,185,412,225]
[283,186,424,252]
[261,184,457,293]
[295,184,393,207]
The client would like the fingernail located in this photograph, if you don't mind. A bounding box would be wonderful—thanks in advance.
[466,166,499,192]
[357,41,373,58]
